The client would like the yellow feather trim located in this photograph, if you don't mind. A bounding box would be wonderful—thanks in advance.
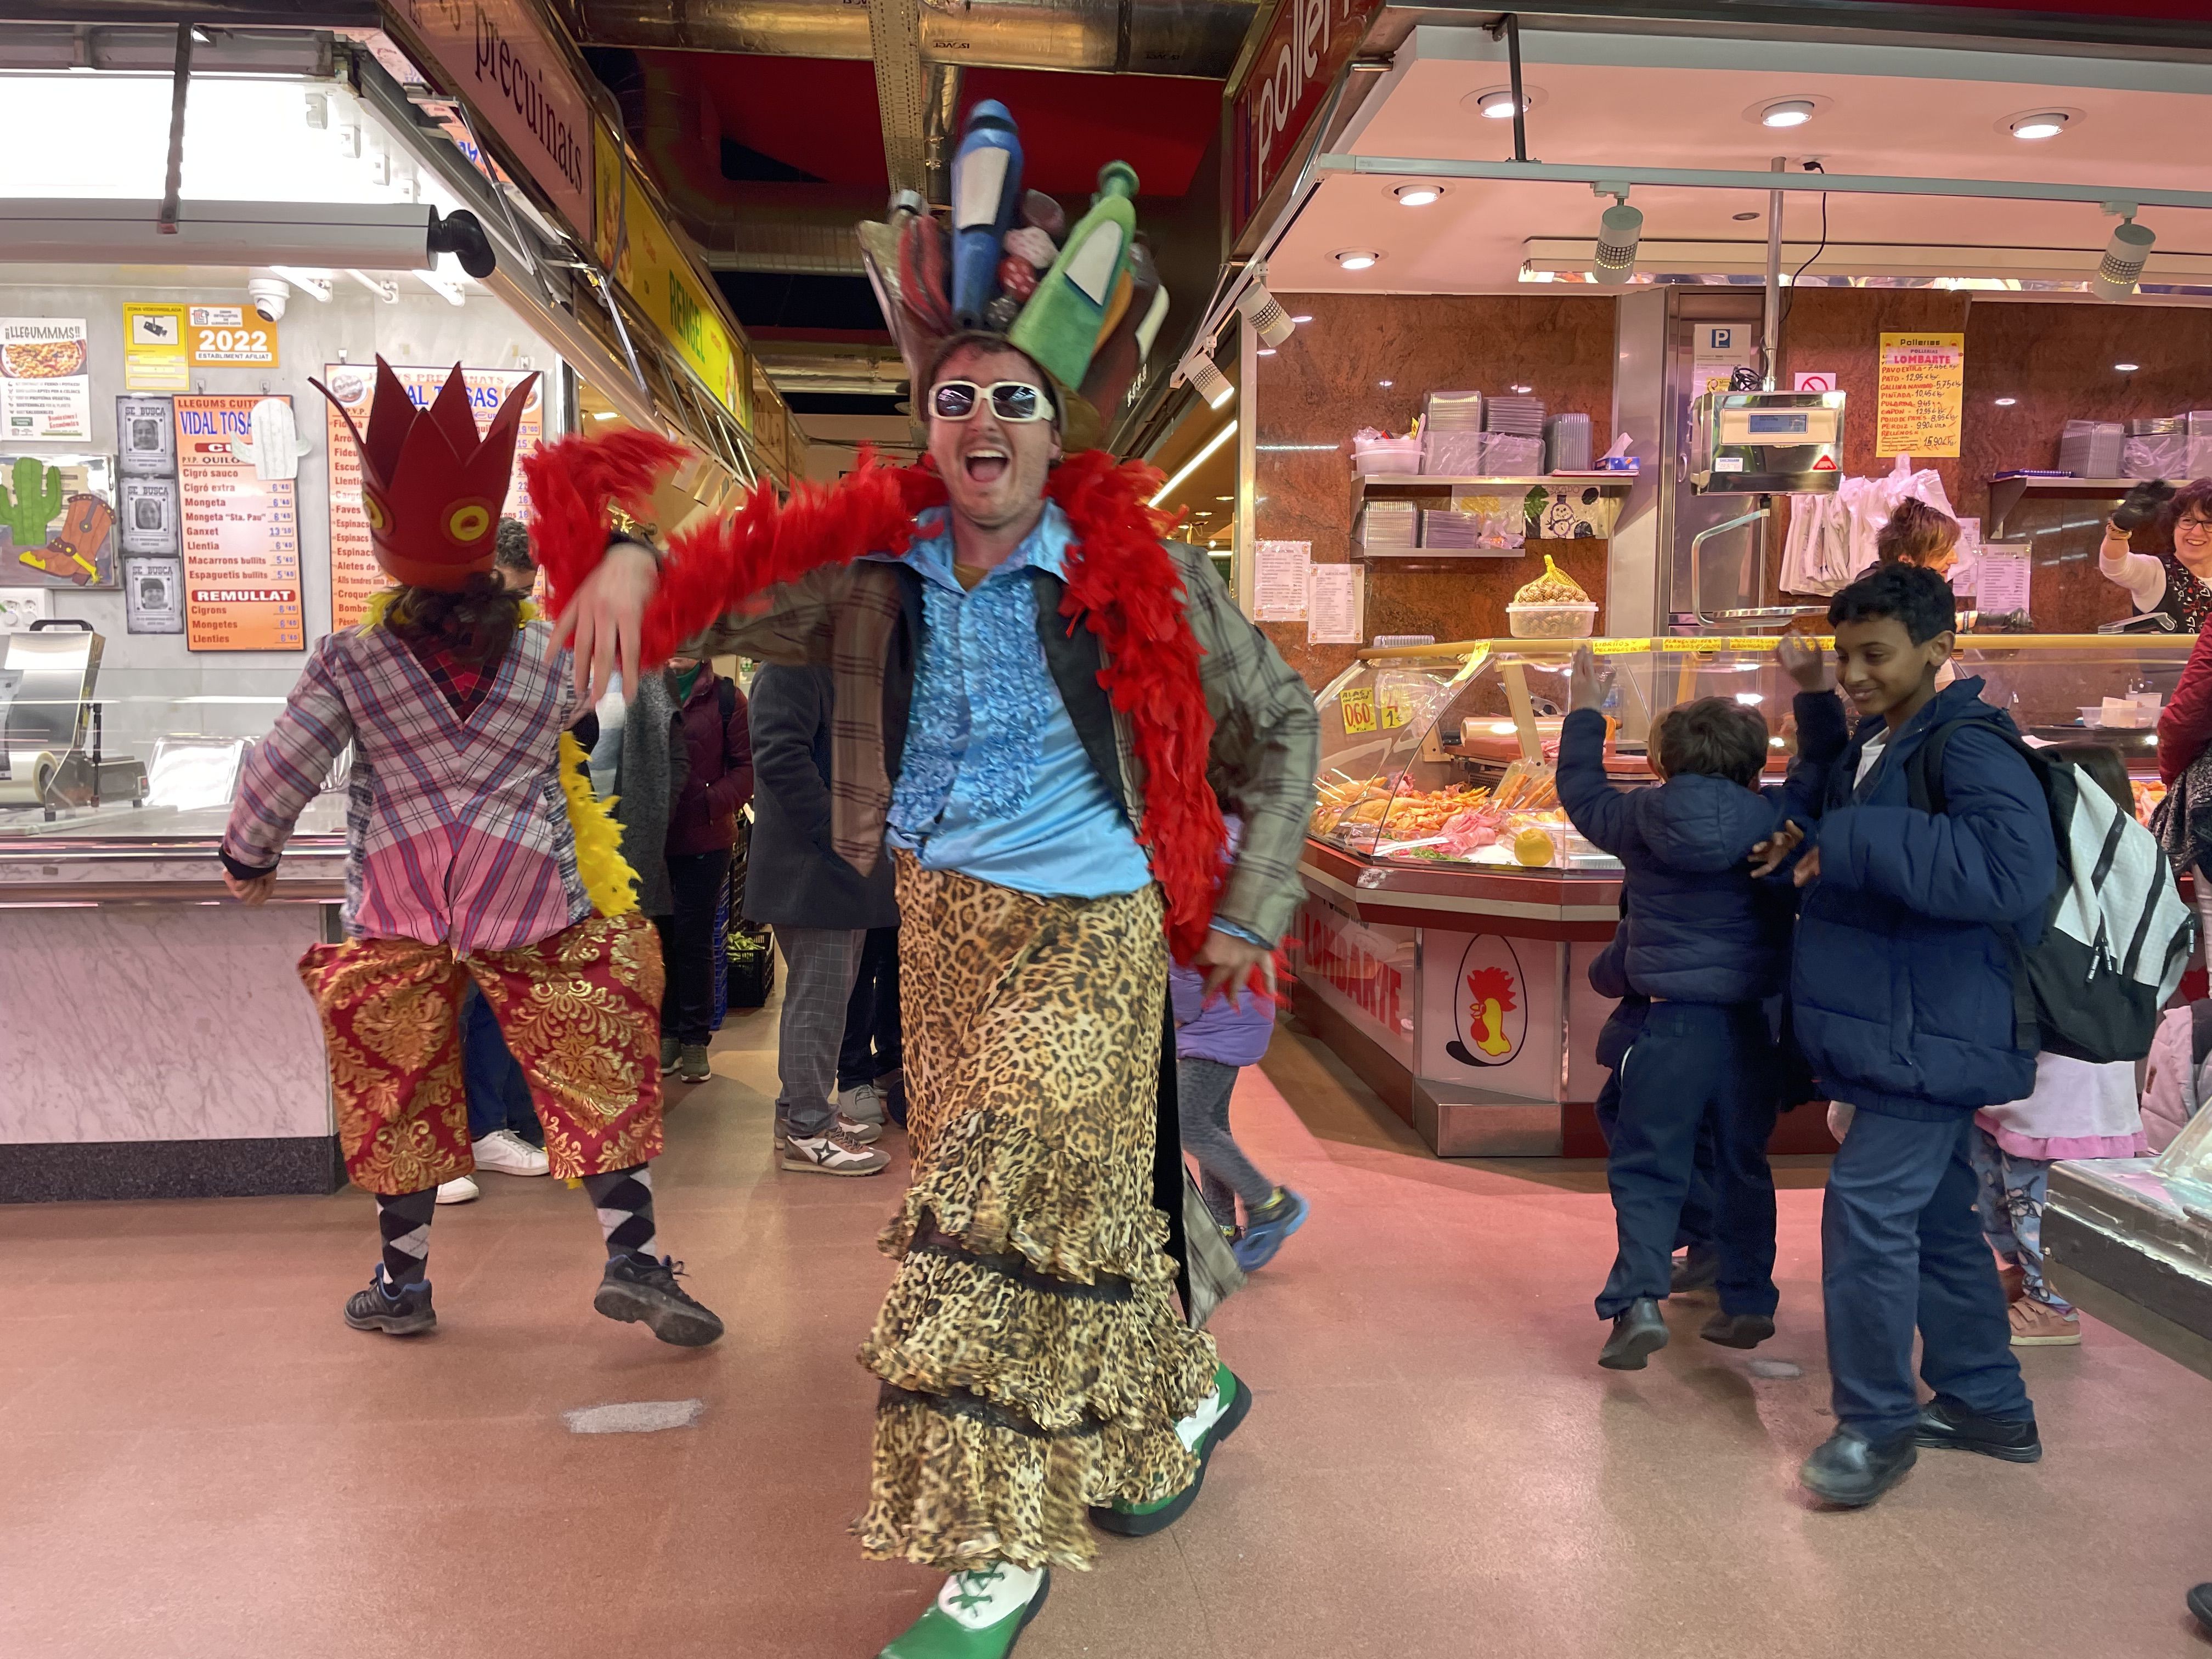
[358,590,537,630]
[558,730,637,917]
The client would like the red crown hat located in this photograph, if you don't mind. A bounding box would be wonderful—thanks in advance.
[312,358,541,591]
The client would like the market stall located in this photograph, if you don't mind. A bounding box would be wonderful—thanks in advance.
[0,20,792,1201]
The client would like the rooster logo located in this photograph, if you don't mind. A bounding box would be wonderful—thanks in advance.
[1446,939,1526,1068]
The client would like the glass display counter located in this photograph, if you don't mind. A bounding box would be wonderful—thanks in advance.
[1295,633,2196,1159]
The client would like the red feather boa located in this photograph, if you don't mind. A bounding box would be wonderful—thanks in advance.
[522,435,1229,961]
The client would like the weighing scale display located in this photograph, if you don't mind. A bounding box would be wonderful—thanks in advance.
[1717,407,1841,443]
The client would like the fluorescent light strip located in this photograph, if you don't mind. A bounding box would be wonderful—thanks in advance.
[1149,419,1238,507]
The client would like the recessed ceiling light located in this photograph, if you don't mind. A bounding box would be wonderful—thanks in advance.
[2117,362,2141,372]
[1394,184,1442,207]
[1335,250,1381,270]
[1215,495,1235,501]
[1994,397,2017,407]
[1257,347,1277,356]
[2010,112,2069,140]
[1510,383,1532,394]
[1379,379,1394,388]
[1475,90,1528,120]
[1759,99,1816,128]
[1732,211,1759,222]
[1289,314,1313,324]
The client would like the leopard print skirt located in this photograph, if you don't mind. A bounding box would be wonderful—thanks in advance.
[854,855,1221,1573]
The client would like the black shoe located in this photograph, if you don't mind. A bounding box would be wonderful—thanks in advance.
[1915,1396,2042,1464]
[1670,1246,1720,1294]
[1091,1365,1249,1538]
[594,1253,725,1347]
[343,1269,436,1336]
[1700,1311,1776,1350]
[2187,1583,2212,1634]
[1799,1427,1917,1507]
[1598,1297,1669,1370]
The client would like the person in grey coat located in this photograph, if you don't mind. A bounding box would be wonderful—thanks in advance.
[746,662,899,1175]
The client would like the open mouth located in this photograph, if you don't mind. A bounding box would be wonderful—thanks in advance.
[962,447,1009,485]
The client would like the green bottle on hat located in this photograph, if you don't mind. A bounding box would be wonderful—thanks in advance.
[1009,161,1139,392]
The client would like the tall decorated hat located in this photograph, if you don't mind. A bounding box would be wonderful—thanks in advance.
[856,102,1169,452]
[312,358,540,590]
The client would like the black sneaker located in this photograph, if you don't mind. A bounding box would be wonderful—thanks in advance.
[1799,1427,1917,1507]
[1915,1396,2042,1464]
[1670,1245,1720,1294]
[1598,1297,1669,1369]
[1700,1310,1776,1350]
[2188,1583,2212,1635]
[593,1252,725,1347]
[343,1269,436,1336]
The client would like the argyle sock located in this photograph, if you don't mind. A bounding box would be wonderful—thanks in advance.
[581,1164,659,1261]
[375,1187,438,1291]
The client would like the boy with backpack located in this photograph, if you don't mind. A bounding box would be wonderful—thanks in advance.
[1787,564,2057,1506]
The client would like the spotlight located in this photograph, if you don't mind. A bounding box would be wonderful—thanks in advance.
[1257,348,1277,357]
[1335,250,1381,272]
[2010,112,2069,140]
[1178,349,1234,410]
[1238,264,1296,347]
[1759,99,1816,128]
[1593,199,1643,286]
[2095,216,2155,302]
[2117,362,2141,373]
[1475,90,1527,120]
[1289,314,1314,324]
[1394,184,1442,207]
[1994,397,2017,407]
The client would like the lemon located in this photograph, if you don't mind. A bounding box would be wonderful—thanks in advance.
[1513,826,1554,866]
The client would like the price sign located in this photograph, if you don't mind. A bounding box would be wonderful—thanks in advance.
[188,306,279,368]
[174,394,302,652]
[1340,686,1377,734]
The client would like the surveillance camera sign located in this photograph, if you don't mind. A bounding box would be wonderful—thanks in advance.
[124,304,190,391]
[188,306,279,369]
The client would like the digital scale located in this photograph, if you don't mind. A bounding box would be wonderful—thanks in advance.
[1690,390,1847,494]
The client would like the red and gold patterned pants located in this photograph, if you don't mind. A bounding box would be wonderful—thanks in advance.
[298,914,666,1195]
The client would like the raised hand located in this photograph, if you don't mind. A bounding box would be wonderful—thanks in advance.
[1777,636,1830,692]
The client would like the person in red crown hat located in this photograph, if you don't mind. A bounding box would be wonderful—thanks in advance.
[218,359,723,1348]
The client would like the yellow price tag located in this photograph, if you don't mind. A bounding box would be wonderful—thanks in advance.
[1378,693,1410,729]
[1340,686,1377,734]
[1591,637,1651,655]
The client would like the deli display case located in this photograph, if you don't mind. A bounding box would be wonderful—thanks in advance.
[1295,634,2196,1158]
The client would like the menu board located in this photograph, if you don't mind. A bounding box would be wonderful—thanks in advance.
[174,394,303,652]
[0,318,91,442]
[1876,331,1966,459]
[323,363,544,631]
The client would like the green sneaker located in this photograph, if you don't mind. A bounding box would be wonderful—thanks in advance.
[879,1565,1050,1659]
[1090,1363,1249,1538]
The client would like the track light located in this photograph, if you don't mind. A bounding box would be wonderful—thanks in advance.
[1475,90,1527,120]
[1238,263,1296,348]
[1178,348,1234,411]
[1334,250,1380,272]
[1592,190,1642,286]
[1394,184,1442,207]
[2095,212,2155,302]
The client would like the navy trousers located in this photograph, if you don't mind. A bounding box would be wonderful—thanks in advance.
[461,984,540,1144]
[1594,1069,1715,1253]
[1822,1108,2031,1443]
[1596,1002,1777,1321]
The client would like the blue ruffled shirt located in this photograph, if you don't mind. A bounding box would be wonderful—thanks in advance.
[883,503,1153,900]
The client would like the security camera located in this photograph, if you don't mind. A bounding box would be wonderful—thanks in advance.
[247,276,290,324]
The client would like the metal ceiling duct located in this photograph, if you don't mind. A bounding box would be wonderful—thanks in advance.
[568,0,1260,78]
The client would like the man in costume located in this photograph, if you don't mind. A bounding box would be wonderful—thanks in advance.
[529,110,1318,1658]
[219,360,723,1349]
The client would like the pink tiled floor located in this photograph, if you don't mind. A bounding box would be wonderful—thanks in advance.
[6,1003,2211,1658]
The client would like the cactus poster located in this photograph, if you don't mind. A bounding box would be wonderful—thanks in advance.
[2,455,117,589]
[0,318,91,442]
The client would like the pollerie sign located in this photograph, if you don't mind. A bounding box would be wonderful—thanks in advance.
[1232,0,1381,238]
[391,0,594,240]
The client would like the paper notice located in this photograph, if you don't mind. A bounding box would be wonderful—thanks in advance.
[0,318,91,442]
[174,394,303,652]
[1876,331,1965,459]
[1253,538,1310,621]
[1973,541,2032,618]
[1308,562,1362,644]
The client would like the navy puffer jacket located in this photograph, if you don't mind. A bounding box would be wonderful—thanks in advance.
[1791,676,2056,1120]
[1558,690,1845,1005]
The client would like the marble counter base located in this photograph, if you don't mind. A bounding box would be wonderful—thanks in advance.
[0,1134,345,1203]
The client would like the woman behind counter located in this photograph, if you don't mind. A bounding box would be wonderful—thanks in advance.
[2101,479,2212,633]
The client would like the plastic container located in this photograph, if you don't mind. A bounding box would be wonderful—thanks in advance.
[1506,601,1598,638]
[1547,413,1593,473]
[2058,419,2124,477]
[1353,434,1423,475]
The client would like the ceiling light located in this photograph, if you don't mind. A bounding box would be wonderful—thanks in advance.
[1732,211,1759,222]
[1335,250,1381,271]
[591,409,619,421]
[1237,262,1296,347]
[1177,348,1234,410]
[2010,112,2069,140]
[1510,383,1532,395]
[1216,495,1235,501]
[1394,184,1442,207]
[1994,397,2017,407]
[1289,314,1313,324]
[2116,362,2141,373]
[1759,99,1816,129]
[1379,380,1394,388]
[1149,420,1238,507]
[1475,90,1527,120]
[1257,347,1277,357]
[1593,199,1643,286]
[1735,691,1765,705]
[2095,216,2155,302]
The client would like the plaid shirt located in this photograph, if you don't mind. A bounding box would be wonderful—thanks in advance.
[223,621,590,952]
[704,538,1319,945]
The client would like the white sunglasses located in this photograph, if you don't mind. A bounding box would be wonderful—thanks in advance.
[930,379,1054,424]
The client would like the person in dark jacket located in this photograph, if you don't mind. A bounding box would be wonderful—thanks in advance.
[656,648,753,1083]
[1560,638,1845,1370]
[1786,563,2057,1508]
[746,662,899,1175]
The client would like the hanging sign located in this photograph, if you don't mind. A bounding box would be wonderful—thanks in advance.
[1232,0,1386,236]
[174,394,303,652]
[1876,331,1965,459]
[123,303,190,391]
[322,363,543,631]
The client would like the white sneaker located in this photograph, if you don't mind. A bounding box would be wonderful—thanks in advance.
[839,1081,888,1125]
[834,1110,883,1146]
[780,1128,889,1176]
[435,1175,480,1205]
[472,1129,550,1177]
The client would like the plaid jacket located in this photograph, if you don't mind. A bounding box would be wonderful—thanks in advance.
[703,540,1319,945]
[223,622,590,953]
